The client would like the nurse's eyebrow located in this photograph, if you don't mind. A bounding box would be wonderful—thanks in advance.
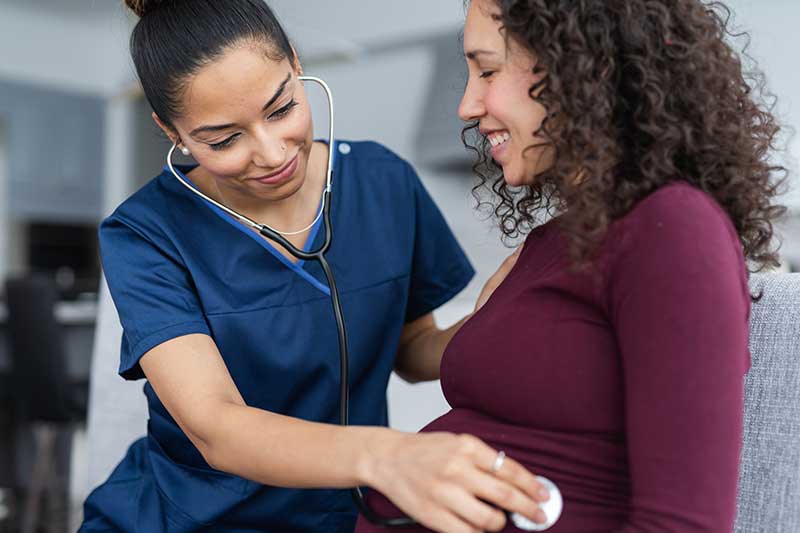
[465,49,499,60]
[261,72,293,113]
[189,72,293,138]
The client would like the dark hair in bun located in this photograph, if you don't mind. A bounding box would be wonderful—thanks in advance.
[126,0,294,129]
[123,0,166,18]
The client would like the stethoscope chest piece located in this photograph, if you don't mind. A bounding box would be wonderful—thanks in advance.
[510,476,563,531]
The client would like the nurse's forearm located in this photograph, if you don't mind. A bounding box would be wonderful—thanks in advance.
[394,314,471,383]
[203,403,397,489]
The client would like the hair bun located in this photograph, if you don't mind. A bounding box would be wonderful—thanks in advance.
[124,0,167,18]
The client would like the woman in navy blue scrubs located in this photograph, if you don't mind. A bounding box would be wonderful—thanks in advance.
[80,1,547,532]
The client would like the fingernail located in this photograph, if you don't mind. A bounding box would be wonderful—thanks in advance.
[535,509,547,524]
[538,487,550,500]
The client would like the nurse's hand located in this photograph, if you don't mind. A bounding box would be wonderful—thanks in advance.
[365,431,549,532]
[474,246,522,313]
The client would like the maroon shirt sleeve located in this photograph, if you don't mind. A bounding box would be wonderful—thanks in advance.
[608,184,750,531]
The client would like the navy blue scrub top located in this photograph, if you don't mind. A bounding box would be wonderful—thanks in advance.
[81,141,474,533]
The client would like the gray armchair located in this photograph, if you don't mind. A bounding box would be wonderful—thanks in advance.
[735,273,800,532]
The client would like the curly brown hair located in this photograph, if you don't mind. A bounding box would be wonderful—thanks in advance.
[464,0,788,272]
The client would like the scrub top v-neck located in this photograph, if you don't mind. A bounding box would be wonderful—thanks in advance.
[81,140,475,533]
[169,153,329,290]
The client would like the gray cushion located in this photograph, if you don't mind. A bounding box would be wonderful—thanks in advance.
[736,273,800,532]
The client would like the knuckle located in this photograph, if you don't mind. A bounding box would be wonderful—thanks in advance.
[492,483,514,503]
[479,509,502,531]
[458,522,480,533]
[507,462,528,484]
[504,457,521,473]
[457,434,479,454]
[440,455,465,479]
[429,483,450,504]
[419,501,436,519]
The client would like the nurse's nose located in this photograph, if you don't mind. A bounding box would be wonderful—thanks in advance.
[458,79,486,122]
[251,132,287,170]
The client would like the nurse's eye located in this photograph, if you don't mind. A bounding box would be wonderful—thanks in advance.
[480,70,496,79]
[209,133,240,151]
[268,99,299,120]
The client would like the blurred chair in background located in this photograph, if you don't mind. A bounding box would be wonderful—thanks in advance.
[5,276,88,533]
[0,371,15,532]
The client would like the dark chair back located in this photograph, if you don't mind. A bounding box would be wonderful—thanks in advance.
[4,276,71,422]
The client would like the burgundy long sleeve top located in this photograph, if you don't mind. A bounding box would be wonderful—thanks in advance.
[356,182,751,532]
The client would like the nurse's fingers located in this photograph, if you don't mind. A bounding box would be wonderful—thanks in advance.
[458,435,547,503]
[429,485,506,532]
[412,501,482,533]
[464,468,547,525]
[483,453,549,504]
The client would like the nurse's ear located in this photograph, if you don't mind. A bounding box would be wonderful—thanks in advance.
[290,45,304,77]
[152,111,189,154]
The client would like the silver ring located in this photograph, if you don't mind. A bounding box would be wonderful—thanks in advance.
[491,451,506,474]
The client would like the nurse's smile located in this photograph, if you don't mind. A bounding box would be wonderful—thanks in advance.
[250,153,300,186]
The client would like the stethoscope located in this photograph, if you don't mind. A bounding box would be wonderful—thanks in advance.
[166,75,561,530]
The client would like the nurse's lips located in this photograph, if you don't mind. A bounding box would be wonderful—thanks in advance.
[251,155,299,185]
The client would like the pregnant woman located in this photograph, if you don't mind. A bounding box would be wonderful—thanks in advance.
[356,0,785,531]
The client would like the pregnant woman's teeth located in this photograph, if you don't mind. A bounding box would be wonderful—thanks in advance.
[489,132,510,147]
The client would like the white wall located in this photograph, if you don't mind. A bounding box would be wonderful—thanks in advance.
[102,96,137,215]
[0,1,133,96]
[271,0,465,48]
[726,0,800,210]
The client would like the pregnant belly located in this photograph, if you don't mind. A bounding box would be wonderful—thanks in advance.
[355,408,630,533]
